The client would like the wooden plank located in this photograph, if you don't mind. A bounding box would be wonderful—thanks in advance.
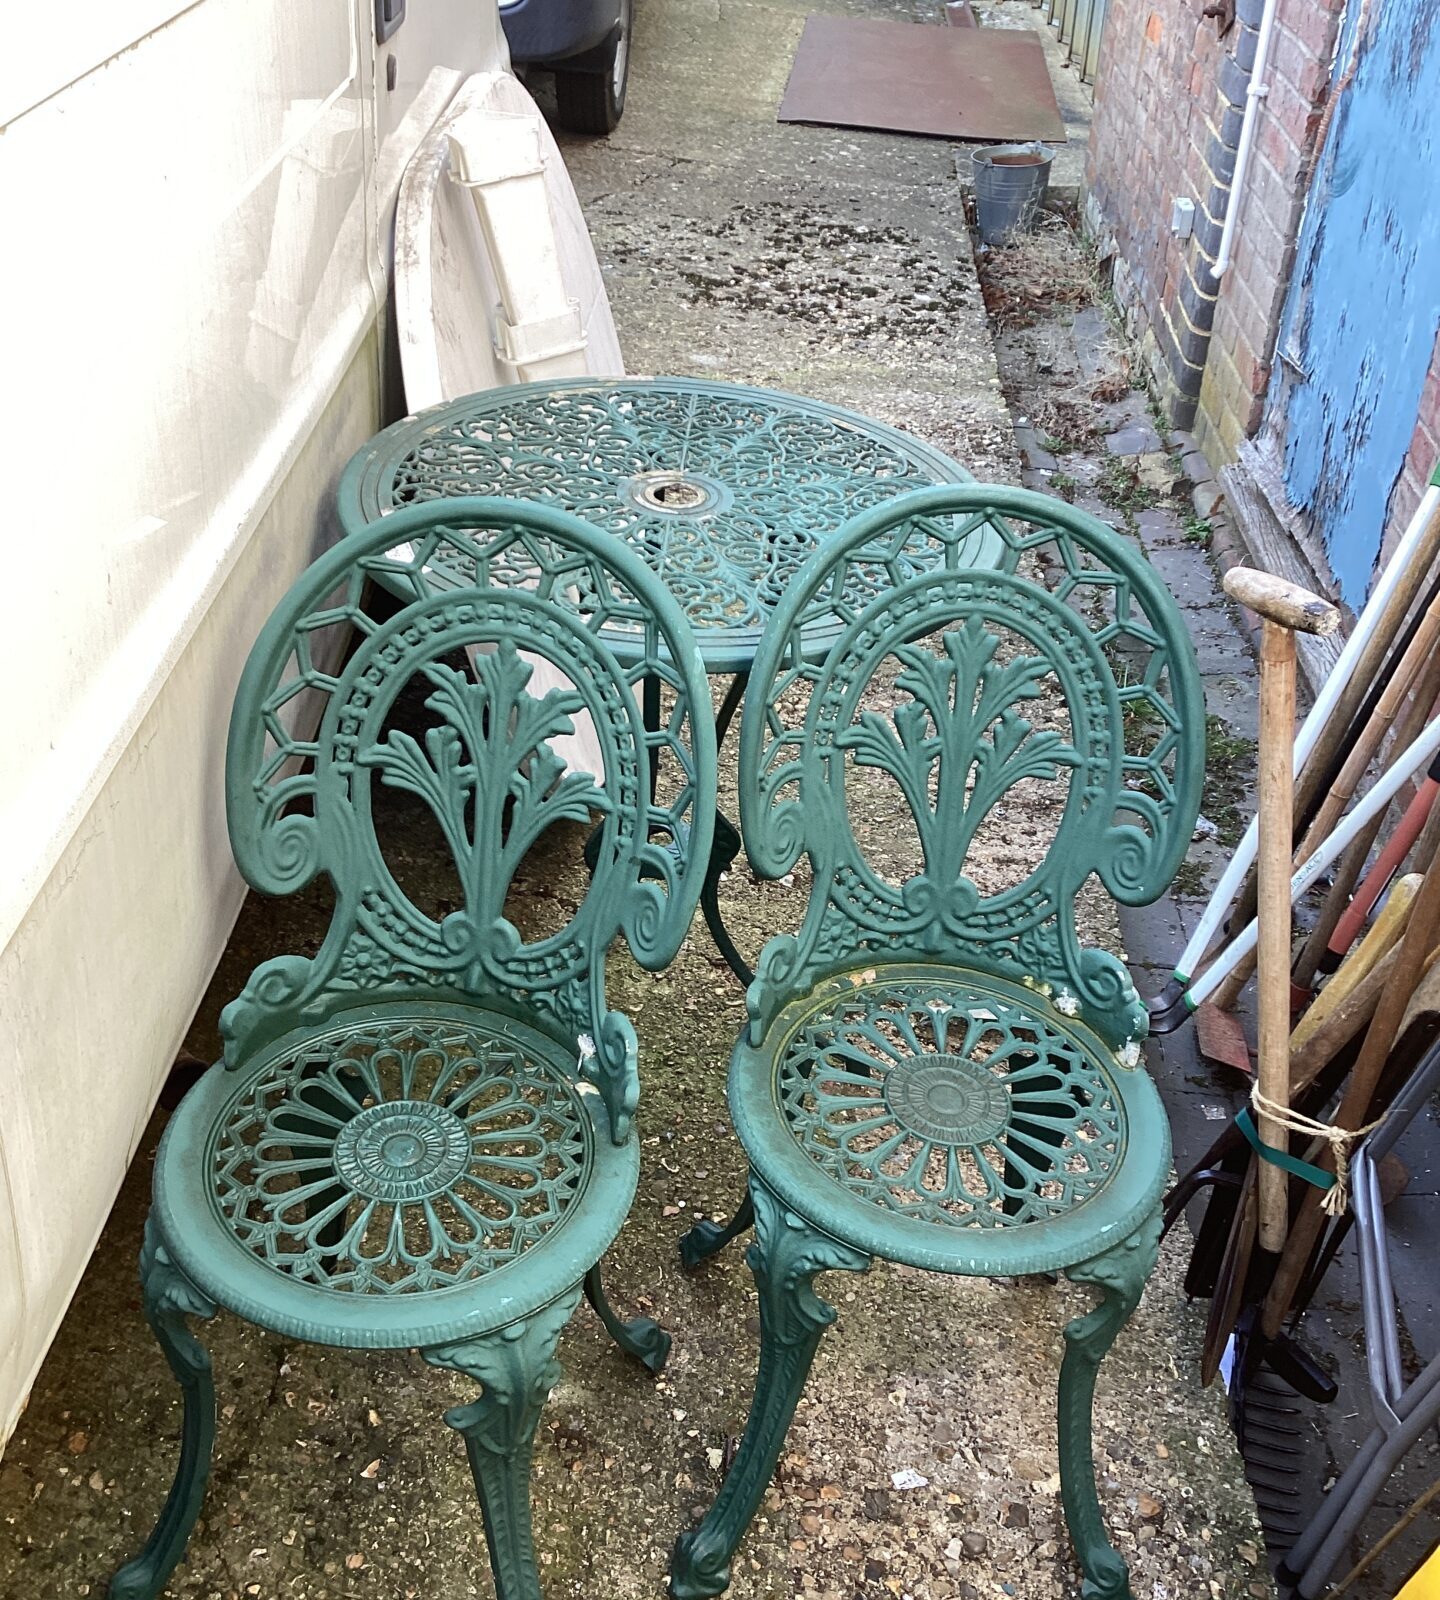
[1220,452,1345,690]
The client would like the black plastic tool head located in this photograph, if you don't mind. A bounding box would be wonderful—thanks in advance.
[1146,976,1191,1034]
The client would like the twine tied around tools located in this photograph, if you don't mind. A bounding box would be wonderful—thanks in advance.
[1249,1085,1385,1216]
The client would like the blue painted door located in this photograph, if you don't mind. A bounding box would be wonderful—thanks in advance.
[1268,0,1440,606]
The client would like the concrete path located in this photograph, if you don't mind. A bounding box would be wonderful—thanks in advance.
[981,191,1439,1593]
[558,0,1018,479]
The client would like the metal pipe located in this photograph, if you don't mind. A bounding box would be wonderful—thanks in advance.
[1213,0,1282,278]
[1173,481,1440,987]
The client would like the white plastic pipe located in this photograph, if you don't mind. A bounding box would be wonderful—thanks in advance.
[1212,0,1282,279]
[1175,482,1440,983]
[1185,708,1440,1007]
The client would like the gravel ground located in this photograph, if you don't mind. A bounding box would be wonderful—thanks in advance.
[0,2,1274,1598]
[0,825,1273,1600]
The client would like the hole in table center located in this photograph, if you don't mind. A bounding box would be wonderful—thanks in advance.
[625,469,729,517]
[653,480,706,509]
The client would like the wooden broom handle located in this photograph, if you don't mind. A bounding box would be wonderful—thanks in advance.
[1263,855,1440,1335]
[1222,569,1344,637]
[1223,568,1340,1250]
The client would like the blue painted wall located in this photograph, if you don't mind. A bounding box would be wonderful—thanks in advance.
[1277,0,1440,606]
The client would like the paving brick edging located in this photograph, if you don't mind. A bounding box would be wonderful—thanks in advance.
[1167,428,1262,648]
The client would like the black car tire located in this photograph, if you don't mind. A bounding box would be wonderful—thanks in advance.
[553,0,632,134]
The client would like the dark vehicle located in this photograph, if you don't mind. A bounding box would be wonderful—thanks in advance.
[501,0,633,134]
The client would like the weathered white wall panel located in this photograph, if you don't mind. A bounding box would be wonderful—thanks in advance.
[0,0,506,1443]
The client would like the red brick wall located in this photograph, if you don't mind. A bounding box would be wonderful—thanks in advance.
[1084,0,1232,427]
[1084,0,1344,453]
[1198,0,1344,462]
[1386,330,1440,554]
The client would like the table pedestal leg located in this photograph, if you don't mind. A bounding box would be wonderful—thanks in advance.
[700,672,753,983]
[701,813,750,984]
[592,669,757,984]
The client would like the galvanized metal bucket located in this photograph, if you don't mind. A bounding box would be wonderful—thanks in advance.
[972,142,1054,245]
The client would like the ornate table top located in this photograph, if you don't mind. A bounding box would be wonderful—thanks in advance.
[338,377,988,673]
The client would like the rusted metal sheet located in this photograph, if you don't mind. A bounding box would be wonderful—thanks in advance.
[778,14,1067,143]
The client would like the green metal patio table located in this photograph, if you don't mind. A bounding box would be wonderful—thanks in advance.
[337,377,987,980]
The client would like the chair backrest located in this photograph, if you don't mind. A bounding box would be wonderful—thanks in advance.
[739,484,1204,1052]
[220,497,715,1142]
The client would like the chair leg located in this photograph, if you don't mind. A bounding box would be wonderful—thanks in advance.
[584,1263,672,1373]
[1057,1209,1162,1600]
[110,1219,219,1600]
[669,1178,869,1600]
[424,1287,582,1600]
[679,1192,755,1271]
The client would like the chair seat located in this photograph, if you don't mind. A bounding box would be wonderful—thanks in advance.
[152,1002,639,1350]
[730,963,1170,1278]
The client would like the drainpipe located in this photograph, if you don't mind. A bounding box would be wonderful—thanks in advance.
[1212,0,1282,277]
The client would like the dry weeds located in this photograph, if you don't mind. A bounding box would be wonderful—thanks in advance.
[976,214,1099,332]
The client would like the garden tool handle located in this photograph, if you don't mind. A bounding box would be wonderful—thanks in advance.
[1177,481,1440,998]
[1323,751,1440,968]
[1223,569,1340,1251]
[1264,849,1440,1336]
[1208,577,1361,1012]
[1222,569,1344,637]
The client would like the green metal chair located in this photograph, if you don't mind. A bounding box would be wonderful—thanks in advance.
[670,485,1204,1600]
[110,497,716,1600]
